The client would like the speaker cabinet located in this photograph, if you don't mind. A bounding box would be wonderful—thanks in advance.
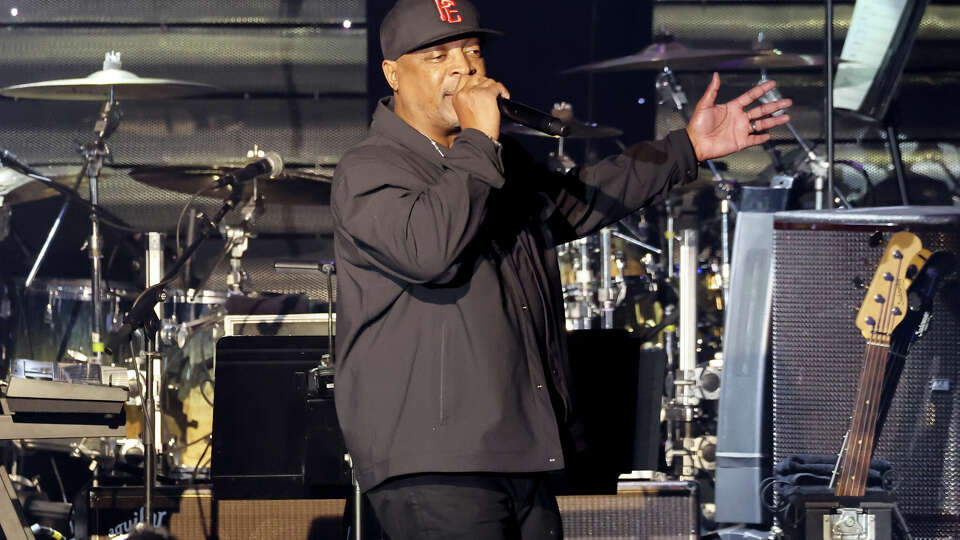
[558,481,699,540]
[212,336,351,500]
[770,207,960,538]
[82,486,346,540]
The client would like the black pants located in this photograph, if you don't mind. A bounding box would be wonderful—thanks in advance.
[366,473,563,540]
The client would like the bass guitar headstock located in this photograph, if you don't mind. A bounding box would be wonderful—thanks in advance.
[856,231,930,342]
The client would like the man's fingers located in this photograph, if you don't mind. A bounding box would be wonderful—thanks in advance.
[748,98,793,119]
[735,79,777,108]
[746,132,773,146]
[754,114,791,132]
[694,72,721,111]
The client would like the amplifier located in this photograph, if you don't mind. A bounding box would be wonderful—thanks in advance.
[79,486,346,540]
[770,207,960,538]
[212,336,351,500]
[80,483,698,539]
[558,481,700,540]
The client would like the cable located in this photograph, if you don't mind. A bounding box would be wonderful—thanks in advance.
[176,182,219,259]
[48,455,68,503]
[835,159,875,206]
[200,378,214,407]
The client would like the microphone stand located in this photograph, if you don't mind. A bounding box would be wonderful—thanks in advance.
[825,0,836,210]
[109,181,244,526]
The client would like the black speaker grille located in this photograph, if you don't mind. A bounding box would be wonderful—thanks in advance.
[771,214,960,538]
[558,483,699,540]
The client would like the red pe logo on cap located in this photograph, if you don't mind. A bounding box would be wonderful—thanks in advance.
[434,0,462,23]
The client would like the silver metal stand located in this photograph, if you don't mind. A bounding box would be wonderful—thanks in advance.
[24,200,70,289]
[143,232,165,523]
[600,228,614,329]
[664,229,701,479]
[825,0,836,210]
[80,84,120,364]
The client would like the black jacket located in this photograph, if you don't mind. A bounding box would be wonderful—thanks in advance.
[332,97,698,490]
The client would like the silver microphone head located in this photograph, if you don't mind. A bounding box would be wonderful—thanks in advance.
[263,151,284,179]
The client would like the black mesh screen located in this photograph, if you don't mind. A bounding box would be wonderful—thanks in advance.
[3,98,365,167]
[0,1,364,24]
[770,211,960,539]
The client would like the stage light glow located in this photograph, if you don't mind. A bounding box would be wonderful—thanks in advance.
[9,7,18,16]
[342,19,352,29]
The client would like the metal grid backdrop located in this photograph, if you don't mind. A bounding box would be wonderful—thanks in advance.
[651,1,960,206]
[0,1,364,24]
[0,4,367,234]
[770,208,960,539]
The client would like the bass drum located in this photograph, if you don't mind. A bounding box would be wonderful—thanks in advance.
[158,289,226,476]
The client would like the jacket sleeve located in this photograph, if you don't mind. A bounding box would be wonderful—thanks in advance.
[540,129,700,244]
[332,129,505,284]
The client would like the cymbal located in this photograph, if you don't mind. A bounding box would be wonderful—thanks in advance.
[563,41,753,74]
[564,41,825,73]
[502,121,623,139]
[129,166,331,206]
[0,167,84,205]
[713,51,825,70]
[0,54,218,101]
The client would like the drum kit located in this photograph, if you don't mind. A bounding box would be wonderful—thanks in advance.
[0,51,337,527]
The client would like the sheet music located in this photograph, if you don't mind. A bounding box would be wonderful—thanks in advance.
[834,0,909,111]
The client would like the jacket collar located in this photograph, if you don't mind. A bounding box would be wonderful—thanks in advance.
[371,96,447,165]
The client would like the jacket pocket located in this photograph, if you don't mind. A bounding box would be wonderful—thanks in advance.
[438,322,447,427]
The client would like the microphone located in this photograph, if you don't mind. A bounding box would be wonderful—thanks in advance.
[217,152,284,187]
[497,97,570,137]
[0,148,34,174]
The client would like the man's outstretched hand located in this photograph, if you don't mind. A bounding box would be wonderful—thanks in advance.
[685,72,793,162]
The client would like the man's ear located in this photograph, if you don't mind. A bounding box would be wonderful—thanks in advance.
[382,60,399,92]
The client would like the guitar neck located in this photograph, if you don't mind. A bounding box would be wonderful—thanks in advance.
[834,340,890,497]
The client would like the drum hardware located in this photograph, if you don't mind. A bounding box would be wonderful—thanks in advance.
[688,435,718,473]
[600,228,615,329]
[695,356,723,402]
[662,229,705,480]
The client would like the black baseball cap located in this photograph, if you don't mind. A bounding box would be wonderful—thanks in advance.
[380,0,502,61]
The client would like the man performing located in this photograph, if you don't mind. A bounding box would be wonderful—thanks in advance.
[331,0,792,537]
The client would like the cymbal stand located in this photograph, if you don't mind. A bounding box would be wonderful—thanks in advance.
[664,229,701,479]
[80,78,121,365]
